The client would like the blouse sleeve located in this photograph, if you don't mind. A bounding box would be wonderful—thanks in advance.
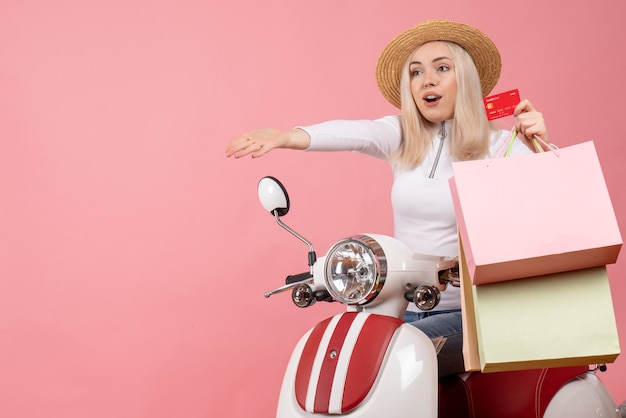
[297,115,402,160]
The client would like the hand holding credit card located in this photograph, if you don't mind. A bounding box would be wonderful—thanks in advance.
[483,89,520,120]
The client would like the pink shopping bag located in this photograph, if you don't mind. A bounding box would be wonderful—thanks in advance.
[449,140,622,285]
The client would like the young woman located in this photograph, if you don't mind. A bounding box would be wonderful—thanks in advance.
[225,19,548,377]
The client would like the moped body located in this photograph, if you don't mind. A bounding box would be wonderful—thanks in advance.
[257,176,625,418]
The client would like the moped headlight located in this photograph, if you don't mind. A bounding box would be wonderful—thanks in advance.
[324,235,387,305]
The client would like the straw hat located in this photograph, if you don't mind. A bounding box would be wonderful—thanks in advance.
[376,19,501,108]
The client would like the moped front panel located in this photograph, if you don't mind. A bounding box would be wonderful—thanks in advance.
[277,312,438,418]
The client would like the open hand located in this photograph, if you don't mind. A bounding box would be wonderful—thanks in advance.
[225,128,310,158]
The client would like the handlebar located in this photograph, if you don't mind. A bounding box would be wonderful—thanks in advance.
[286,272,313,285]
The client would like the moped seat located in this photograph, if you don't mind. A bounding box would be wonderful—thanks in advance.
[438,365,588,418]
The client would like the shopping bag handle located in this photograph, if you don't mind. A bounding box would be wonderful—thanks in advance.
[496,128,559,158]
[504,128,559,157]
[487,129,559,167]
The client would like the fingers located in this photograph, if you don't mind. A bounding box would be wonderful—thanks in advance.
[513,98,535,117]
[225,137,259,158]
[225,129,278,159]
[225,134,254,158]
[514,99,549,144]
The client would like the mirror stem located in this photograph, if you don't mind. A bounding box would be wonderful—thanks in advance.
[274,211,317,272]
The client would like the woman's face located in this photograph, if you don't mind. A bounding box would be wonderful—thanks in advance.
[408,41,457,123]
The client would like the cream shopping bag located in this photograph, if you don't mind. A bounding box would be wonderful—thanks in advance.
[460,236,621,373]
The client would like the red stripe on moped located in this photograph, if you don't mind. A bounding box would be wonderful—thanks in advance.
[295,312,404,414]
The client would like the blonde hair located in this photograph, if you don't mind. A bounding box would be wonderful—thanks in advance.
[392,41,493,169]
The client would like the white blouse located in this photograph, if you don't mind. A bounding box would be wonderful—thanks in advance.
[300,116,531,310]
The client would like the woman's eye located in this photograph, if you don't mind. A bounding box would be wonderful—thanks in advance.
[410,69,422,77]
[438,65,450,72]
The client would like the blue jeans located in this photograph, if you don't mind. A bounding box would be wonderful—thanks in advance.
[403,310,464,378]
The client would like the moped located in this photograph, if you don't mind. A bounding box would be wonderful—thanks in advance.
[257,175,626,418]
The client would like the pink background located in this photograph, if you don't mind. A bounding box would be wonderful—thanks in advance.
[1,0,624,417]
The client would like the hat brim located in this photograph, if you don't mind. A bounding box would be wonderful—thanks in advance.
[376,20,501,108]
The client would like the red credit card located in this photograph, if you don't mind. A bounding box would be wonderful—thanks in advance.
[483,89,520,120]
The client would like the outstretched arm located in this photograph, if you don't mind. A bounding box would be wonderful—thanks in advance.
[226,116,402,161]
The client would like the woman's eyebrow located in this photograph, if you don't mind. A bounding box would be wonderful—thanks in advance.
[409,56,451,66]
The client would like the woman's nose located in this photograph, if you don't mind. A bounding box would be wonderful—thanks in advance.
[423,70,436,87]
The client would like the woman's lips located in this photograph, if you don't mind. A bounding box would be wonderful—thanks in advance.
[423,94,441,107]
